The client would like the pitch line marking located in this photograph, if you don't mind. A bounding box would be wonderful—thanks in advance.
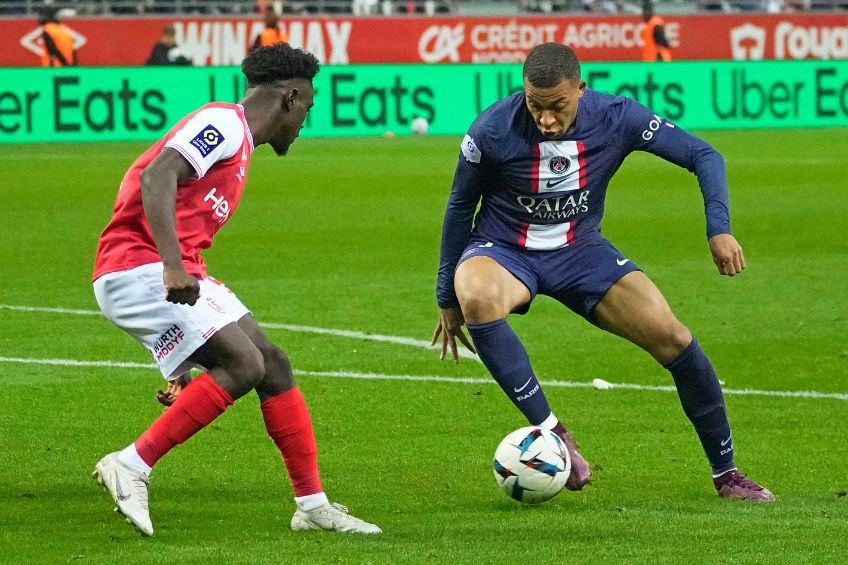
[0,356,846,402]
[0,303,481,363]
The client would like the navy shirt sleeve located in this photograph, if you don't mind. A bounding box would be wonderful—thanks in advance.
[436,129,487,308]
[621,99,731,238]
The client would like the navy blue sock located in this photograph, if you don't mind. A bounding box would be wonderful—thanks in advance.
[664,338,735,475]
[466,319,552,425]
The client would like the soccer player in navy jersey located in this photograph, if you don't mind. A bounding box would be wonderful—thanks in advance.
[432,42,774,501]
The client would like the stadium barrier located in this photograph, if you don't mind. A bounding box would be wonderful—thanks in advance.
[3,14,848,66]
[1,61,846,143]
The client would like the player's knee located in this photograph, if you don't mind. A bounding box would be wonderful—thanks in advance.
[264,345,295,386]
[264,344,291,373]
[460,292,505,321]
[668,322,693,352]
[232,347,266,388]
[456,279,505,320]
[655,321,693,362]
[254,345,295,398]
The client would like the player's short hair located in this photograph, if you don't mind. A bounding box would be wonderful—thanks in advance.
[241,43,320,87]
[523,43,581,88]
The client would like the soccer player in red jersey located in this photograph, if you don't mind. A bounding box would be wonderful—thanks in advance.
[91,43,381,536]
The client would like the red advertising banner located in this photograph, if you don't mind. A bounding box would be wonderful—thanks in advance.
[2,13,847,67]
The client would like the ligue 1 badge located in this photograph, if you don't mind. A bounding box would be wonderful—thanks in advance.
[190,124,225,157]
[202,128,220,145]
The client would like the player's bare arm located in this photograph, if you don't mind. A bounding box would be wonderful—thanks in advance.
[431,306,476,363]
[708,233,746,276]
[140,148,200,305]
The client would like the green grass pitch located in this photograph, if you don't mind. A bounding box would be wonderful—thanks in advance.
[1,129,846,563]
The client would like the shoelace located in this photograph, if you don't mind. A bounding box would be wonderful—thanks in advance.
[130,476,150,510]
[308,503,378,531]
[722,472,763,491]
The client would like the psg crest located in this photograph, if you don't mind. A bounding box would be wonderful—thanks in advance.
[548,156,571,175]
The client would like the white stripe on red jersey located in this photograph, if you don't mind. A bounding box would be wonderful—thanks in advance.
[93,103,254,280]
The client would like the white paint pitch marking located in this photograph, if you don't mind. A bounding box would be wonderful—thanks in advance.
[0,304,101,316]
[0,304,481,363]
[0,356,155,369]
[1,356,846,402]
[261,322,480,362]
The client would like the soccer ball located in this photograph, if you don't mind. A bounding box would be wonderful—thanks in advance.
[493,426,571,504]
[411,116,429,136]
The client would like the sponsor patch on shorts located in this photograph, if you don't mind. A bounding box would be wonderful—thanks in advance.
[152,324,186,362]
[190,125,224,157]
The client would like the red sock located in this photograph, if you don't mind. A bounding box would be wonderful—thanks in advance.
[135,372,233,467]
[260,387,322,497]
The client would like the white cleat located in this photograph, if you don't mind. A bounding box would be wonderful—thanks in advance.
[92,452,154,536]
[291,502,382,534]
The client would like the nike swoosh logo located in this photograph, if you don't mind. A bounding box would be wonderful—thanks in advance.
[115,471,130,501]
[514,377,533,393]
[616,258,629,266]
[720,436,732,446]
[545,177,571,189]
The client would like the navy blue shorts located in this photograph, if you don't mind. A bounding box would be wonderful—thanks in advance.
[457,233,641,323]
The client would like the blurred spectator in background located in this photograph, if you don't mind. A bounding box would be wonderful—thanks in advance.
[353,0,380,14]
[39,7,77,67]
[252,7,288,50]
[146,24,192,65]
[767,0,811,11]
[640,0,672,61]
[350,0,378,16]
[255,0,272,13]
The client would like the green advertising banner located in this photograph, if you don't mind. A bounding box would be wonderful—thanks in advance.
[1,61,847,143]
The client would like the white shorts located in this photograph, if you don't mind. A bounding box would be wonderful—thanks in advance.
[93,262,251,381]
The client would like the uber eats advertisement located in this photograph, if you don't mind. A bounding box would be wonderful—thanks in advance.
[1,60,846,143]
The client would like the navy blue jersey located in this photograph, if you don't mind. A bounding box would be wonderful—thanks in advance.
[437,88,731,308]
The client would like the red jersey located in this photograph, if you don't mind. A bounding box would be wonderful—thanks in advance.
[93,103,254,280]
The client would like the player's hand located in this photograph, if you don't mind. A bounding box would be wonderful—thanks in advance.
[156,373,192,407]
[431,306,476,364]
[163,266,200,305]
[709,233,746,277]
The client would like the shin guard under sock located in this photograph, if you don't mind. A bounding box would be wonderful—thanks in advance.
[260,387,323,497]
[466,319,552,425]
[135,372,233,468]
[665,338,735,475]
